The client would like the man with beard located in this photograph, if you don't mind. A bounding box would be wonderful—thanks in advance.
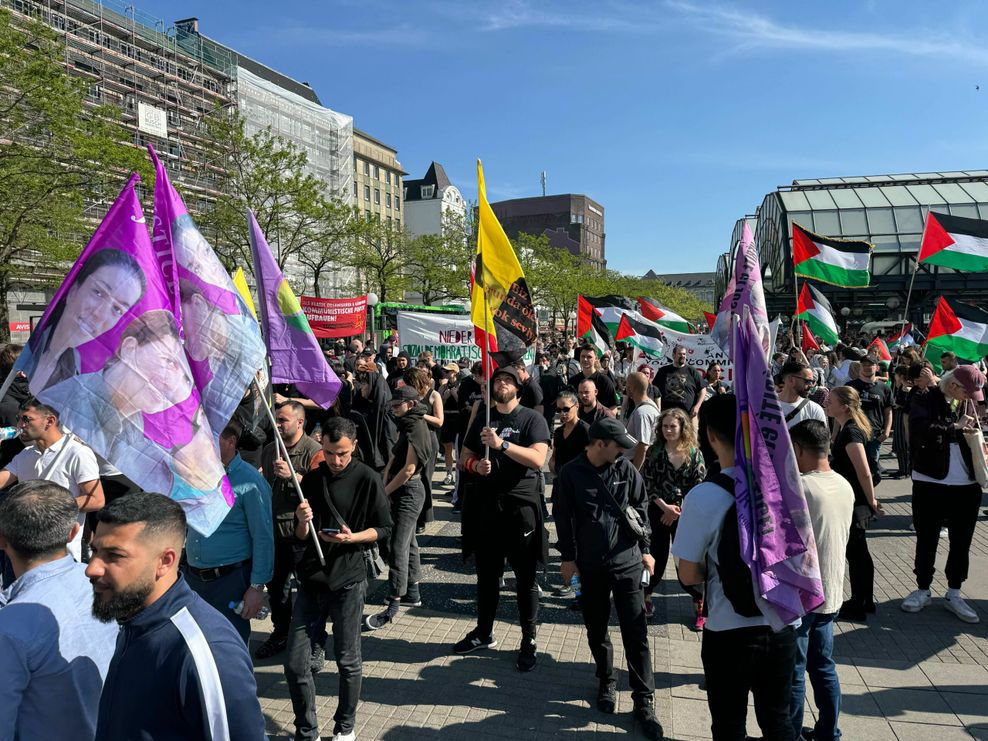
[365,386,431,630]
[653,345,705,418]
[577,378,615,426]
[569,345,619,411]
[778,361,827,429]
[455,366,550,672]
[86,493,266,740]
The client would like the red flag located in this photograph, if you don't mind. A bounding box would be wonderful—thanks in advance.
[868,336,892,361]
[704,311,716,331]
[801,322,820,352]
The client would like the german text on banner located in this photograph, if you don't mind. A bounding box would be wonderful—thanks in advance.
[470,160,537,367]
[300,295,368,339]
[20,174,235,536]
[733,310,825,628]
[248,210,342,409]
[149,146,267,438]
[397,310,534,364]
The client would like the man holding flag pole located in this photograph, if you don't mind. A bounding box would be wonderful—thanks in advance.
[456,160,548,671]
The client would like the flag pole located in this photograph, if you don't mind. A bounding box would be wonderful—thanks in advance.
[252,376,325,566]
[792,276,801,349]
[482,285,491,462]
[900,254,921,331]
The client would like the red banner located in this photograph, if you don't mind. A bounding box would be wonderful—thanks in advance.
[8,321,29,333]
[300,295,367,339]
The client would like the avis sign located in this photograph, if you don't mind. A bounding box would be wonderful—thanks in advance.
[396,311,534,363]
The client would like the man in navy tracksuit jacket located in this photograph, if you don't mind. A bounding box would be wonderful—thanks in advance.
[87,492,266,741]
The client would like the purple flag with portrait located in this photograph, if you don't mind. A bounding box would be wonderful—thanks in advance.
[733,309,825,628]
[712,222,771,357]
[248,210,341,408]
[15,174,235,536]
[149,146,267,437]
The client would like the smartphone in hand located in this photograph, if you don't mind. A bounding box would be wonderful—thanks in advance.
[321,528,341,535]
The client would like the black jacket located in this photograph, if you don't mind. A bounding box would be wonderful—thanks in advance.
[553,452,651,574]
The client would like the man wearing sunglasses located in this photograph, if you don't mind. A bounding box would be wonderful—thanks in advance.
[778,361,827,429]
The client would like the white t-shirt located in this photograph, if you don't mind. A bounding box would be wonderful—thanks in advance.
[800,470,854,614]
[5,435,100,561]
[912,443,975,486]
[624,398,660,457]
[779,398,827,429]
[672,467,770,632]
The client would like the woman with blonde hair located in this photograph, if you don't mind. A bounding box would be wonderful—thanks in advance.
[826,386,884,622]
[640,407,706,627]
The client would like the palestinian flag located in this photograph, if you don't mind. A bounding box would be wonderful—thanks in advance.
[926,297,988,362]
[795,283,840,345]
[638,296,691,332]
[887,323,913,350]
[704,311,717,331]
[584,295,638,330]
[868,337,892,362]
[801,322,820,352]
[792,222,872,288]
[615,313,666,356]
[577,294,612,357]
[918,211,988,272]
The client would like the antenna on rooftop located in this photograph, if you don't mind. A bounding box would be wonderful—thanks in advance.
[540,170,547,197]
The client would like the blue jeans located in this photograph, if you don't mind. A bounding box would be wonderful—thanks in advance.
[791,612,841,740]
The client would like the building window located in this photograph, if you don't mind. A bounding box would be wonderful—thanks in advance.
[365,210,372,220]
[353,181,358,196]
[364,161,370,176]
[373,165,380,180]
[421,185,435,199]
[386,172,392,185]
[364,185,370,201]
[374,189,380,204]
[353,155,358,172]
[394,199,400,212]
[386,194,392,209]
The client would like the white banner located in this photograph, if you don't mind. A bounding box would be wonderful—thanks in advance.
[396,311,535,364]
[637,327,734,382]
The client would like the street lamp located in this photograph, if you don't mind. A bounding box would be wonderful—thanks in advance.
[840,306,851,317]
[366,292,379,347]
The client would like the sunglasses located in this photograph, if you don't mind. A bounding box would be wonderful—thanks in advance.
[556,405,576,413]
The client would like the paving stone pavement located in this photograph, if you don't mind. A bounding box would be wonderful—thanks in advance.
[254,452,988,740]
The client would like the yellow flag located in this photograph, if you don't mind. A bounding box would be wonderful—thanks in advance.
[470,159,526,341]
[232,267,258,319]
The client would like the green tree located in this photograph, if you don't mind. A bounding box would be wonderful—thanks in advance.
[349,219,409,304]
[0,10,145,341]
[296,199,372,297]
[404,210,473,304]
[194,111,323,283]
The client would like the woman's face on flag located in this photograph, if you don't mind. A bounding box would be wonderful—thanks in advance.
[183,291,229,360]
[175,222,228,288]
[64,264,143,344]
[121,331,193,413]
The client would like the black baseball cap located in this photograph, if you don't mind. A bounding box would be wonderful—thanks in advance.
[491,365,521,385]
[392,385,420,403]
[588,417,638,450]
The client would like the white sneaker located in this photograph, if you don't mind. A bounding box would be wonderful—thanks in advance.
[332,732,356,741]
[901,589,932,613]
[945,593,981,624]
[940,527,949,538]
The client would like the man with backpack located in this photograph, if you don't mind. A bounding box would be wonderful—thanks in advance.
[673,393,797,741]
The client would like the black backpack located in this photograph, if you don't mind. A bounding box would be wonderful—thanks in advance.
[708,472,762,618]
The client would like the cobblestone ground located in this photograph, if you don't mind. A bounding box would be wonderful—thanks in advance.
[255,449,988,740]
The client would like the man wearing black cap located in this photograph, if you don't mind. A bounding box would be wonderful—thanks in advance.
[454,365,551,671]
[553,417,663,739]
[847,355,893,479]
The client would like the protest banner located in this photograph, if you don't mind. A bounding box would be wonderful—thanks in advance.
[300,294,367,339]
[398,311,535,364]
[637,326,733,381]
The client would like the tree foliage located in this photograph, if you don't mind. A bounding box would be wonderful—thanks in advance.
[0,10,145,341]
[404,210,473,305]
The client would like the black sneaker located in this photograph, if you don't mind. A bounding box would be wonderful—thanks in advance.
[365,605,398,631]
[634,702,665,740]
[838,600,867,622]
[310,644,326,674]
[553,584,574,597]
[254,633,287,660]
[597,680,617,714]
[453,629,497,654]
[399,594,422,607]
[516,637,537,672]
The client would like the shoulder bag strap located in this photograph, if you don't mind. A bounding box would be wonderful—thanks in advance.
[320,475,349,530]
[784,398,809,423]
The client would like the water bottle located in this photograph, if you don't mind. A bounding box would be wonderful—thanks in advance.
[0,427,17,441]
[229,600,270,620]
[570,574,581,598]
[312,422,323,444]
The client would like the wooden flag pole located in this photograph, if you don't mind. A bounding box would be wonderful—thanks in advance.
[253,377,325,566]
[482,285,492,462]
[792,275,802,348]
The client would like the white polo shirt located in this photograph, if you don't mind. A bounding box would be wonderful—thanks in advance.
[5,434,100,561]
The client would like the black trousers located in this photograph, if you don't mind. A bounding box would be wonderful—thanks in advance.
[474,499,540,641]
[912,480,982,590]
[845,512,874,607]
[646,503,703,602]
[268,538,299,638]
[701,625,797,741]
[579,562,655,703]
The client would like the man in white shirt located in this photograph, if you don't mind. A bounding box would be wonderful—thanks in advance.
[788,420,854,741]
[623,372,660,469]
[0,399,102,561]
[778,361,827,429]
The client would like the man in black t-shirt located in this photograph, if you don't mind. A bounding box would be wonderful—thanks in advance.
[847,356,893,478]
[569,345,619,411]
[455,365,550,672]
[653,345,705,417]
[512,359,545,415]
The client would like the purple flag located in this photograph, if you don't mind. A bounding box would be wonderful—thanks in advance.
[733,310,825,628]
[149,146,267,437]
[248,210,341,408]
[712,222,771,357]
[16,174,235,536]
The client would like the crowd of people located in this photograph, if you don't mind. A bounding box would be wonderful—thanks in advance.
[0,328,984,741]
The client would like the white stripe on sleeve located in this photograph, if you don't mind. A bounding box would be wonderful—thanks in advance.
[171,607,231,741]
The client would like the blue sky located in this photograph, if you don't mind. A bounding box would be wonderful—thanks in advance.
[138,0,988,277]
